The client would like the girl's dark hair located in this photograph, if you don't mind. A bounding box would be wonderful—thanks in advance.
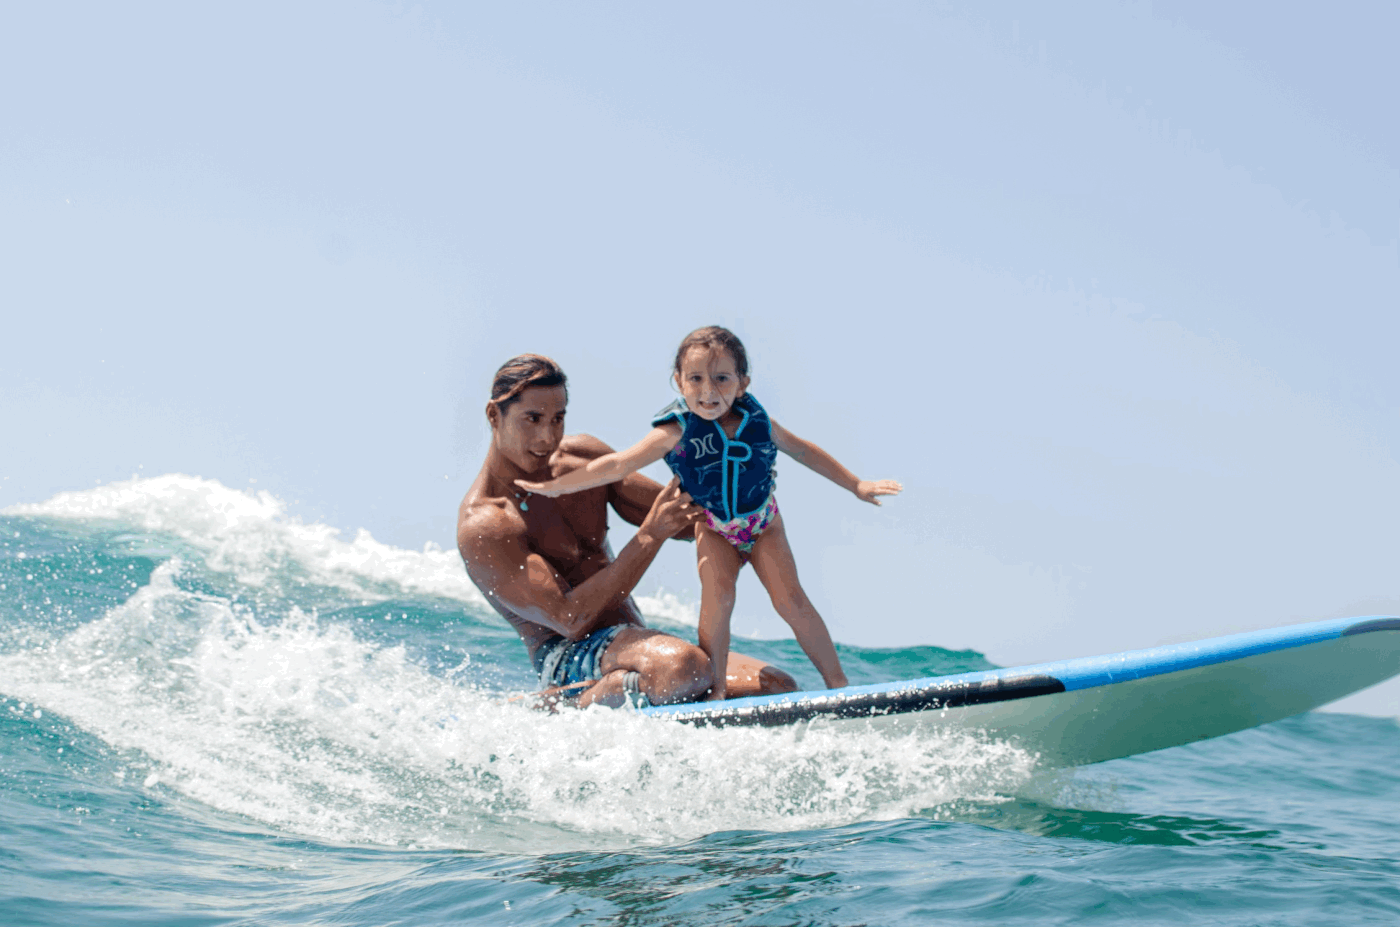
[672,326,749,378]
[488,354,568,414]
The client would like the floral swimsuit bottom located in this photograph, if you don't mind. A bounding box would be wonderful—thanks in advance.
[704,493,779,555]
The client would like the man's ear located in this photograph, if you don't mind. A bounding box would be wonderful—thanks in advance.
[485,400,500,429]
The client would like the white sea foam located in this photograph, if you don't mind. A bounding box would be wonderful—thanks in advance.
[0,559,1036,851]
[6,475,482,603]
[4,475,693,626]
[633,588,699,628]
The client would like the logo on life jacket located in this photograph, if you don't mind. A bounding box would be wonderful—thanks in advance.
[688,434,719,458]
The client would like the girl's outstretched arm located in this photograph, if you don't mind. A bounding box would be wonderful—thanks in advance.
[516,424,679,497]
[771,421,903,505]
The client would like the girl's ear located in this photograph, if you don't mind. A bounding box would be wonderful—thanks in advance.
[673,370,683,392]
[738,375,751,396]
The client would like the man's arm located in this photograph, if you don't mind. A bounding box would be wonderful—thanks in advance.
[458,479,700,640]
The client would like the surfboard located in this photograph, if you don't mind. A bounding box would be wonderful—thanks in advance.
[641,616,1400,767]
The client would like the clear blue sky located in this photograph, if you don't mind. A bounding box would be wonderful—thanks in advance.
[2,2,1397,707]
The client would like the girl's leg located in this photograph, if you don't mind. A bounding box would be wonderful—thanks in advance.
[748,514,849,690]
[696,525,744,700]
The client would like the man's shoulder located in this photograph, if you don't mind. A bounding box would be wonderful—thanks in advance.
[457,492,526,550]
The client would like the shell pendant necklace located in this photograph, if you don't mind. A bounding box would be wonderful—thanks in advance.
[491,469,533,512]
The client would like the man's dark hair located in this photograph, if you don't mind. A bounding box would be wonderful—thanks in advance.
[489,354,568,414]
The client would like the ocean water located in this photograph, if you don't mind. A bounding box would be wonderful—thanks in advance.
[3,476,1399,926]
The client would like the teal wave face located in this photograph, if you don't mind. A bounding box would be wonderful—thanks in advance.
[1,520,164,647]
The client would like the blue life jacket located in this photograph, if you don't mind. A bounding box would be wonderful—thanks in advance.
[651,392,778,522]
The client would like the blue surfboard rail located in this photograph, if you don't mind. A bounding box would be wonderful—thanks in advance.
[1007,615,1400,693]
[642,615,1400,726]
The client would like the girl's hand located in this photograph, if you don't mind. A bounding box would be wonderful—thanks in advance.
[855,479,903,506]
[514,479,564,497]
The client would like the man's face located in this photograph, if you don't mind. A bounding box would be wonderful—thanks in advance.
[493,385,567,474]
[675,346,747,421]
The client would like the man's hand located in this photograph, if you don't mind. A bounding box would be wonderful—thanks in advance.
[640,477,704,541]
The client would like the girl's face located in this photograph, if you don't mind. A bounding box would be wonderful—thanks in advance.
[675,345,748,421]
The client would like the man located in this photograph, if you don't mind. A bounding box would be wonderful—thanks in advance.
[456,354,798,708]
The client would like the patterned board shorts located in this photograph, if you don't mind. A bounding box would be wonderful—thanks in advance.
[532,624,624,688]
[705,494,779,555]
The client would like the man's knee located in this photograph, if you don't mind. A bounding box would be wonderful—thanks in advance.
[673,644,713,687]
[634,634,713,698]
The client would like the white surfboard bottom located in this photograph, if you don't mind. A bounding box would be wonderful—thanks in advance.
[854,632,1400,766]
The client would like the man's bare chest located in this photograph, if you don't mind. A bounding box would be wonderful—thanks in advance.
[523,493,610,578]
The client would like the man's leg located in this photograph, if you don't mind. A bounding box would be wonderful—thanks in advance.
[577,643,798,706]
[577,627,713,708]
[724,651,799,697]
[569,617,800,709]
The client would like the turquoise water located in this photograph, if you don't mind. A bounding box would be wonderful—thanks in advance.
[3,476,1399,925]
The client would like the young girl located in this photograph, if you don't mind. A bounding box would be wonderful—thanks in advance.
[515,326,902,699]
